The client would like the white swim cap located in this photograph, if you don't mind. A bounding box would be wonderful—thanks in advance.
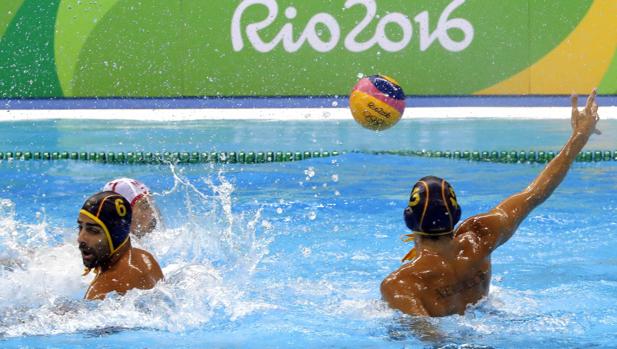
[102,178,150,207]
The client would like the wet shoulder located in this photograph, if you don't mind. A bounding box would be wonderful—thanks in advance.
[131,248,160,271]
[453,217,491,259]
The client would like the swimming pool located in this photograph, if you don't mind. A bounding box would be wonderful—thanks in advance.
[1,118,616,348]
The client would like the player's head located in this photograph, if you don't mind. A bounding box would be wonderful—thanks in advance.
[77,192,132,268]
[403,176,461,236]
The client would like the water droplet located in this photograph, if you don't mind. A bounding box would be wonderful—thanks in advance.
[308,211,317,220]
[304,167,315,178]
[276,207,283,214]
[331,174,339,182]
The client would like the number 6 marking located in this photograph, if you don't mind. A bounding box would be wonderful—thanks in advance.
[115,199,127,217]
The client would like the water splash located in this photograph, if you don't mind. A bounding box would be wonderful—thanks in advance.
[0,199,51,258]
[0,165,276,337]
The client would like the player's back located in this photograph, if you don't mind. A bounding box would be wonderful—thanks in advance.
[381,225,491,317]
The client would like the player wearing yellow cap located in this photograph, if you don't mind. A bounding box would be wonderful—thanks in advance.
[77,191,163,300]
[381,90,601,316]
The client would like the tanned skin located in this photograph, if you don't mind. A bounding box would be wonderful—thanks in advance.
[77,213,164,300]
[381,90,601,317]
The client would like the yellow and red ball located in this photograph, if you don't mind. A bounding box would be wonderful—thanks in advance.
[349,75,406,131]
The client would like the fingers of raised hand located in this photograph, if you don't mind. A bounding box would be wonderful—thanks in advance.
[571,94,579,113]
[590,88,600,135]
[585,88,597,113]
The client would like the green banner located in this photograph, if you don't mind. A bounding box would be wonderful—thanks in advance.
[1,0,615,98]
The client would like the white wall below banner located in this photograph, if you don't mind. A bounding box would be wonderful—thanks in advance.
[2,106,616,121]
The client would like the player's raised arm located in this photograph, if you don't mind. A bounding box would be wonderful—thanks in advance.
[476,90,601,252]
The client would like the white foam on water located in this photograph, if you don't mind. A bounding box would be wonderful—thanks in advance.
[436,285,583,339]
[328,298,393,320]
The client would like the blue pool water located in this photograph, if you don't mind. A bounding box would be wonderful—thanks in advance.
[1,119,616,348]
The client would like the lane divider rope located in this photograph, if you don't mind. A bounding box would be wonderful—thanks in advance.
[365,150,617,163]
[0,151,340,164]
[0,150,614,164]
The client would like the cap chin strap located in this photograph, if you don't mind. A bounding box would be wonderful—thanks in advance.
[413,230,454,237]
[82,266,100,276]
[400,230,454,262]
[80,239,128,278]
